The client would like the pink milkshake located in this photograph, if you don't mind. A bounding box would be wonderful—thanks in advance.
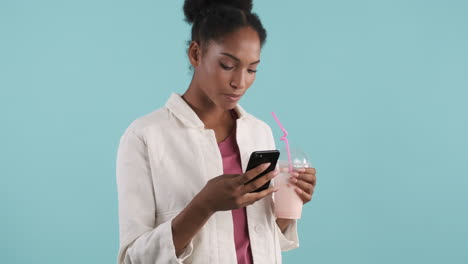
[273,157,310,219]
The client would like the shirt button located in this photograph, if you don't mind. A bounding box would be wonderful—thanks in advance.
[255,225,263,233]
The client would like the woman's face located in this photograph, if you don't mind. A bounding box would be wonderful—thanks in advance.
[190,26,261,110]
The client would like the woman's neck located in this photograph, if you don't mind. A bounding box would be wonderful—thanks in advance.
[182,85,234,129]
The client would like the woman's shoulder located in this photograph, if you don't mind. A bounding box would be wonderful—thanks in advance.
[121,106,172,139]
[239,108,273,133]
[236,104,272,129]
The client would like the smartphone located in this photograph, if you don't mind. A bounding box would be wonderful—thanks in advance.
[244,150,280,192]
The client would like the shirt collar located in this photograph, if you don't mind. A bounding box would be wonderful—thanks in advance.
[165,93,250,128]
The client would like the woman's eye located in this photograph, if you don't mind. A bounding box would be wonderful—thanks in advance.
[247,69,257,74]
[220,63,234,70]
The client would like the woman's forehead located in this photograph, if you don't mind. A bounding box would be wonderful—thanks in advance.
[207,28,261,63]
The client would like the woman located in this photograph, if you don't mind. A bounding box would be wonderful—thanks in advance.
[116,0,317,263]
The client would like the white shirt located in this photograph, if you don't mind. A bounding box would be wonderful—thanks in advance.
[116,93,299,264]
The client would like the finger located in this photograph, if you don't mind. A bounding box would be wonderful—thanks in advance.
[296,172,317,186]
[243,185,279,205]
[294,186,313,204]
[239,162,271,185]
[290,177,314,195]
[304,167,316,174]
[294,167,316,175]
[242,169,278,194]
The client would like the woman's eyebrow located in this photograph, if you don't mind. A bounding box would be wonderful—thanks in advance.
[220,52,260,65]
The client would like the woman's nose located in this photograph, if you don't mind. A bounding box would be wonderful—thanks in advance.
[230,71,246,90]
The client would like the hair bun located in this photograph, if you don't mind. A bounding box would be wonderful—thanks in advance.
[183,0,253,24]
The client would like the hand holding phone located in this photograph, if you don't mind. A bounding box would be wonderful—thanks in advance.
[244,150,280,192]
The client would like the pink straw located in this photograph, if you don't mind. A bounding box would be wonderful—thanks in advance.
[271,112,293,172]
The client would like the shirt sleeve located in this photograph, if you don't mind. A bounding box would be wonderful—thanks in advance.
[274,218,300,251]
[116,128,194,264]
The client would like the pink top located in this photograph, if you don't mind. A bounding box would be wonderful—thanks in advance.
[218,119,254,264]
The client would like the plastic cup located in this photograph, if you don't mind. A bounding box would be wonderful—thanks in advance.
[273,149,311,219]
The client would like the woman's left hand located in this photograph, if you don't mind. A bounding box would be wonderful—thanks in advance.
[290,167,317,205]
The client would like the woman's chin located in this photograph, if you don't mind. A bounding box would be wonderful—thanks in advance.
[223,101,238,110]
[216,98,238,110]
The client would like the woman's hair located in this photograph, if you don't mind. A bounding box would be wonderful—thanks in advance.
[183,0,267,49]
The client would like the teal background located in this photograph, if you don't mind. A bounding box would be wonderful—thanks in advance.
[1,0,467,263]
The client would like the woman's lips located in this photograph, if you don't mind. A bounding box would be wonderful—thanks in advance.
[224,94,242,102]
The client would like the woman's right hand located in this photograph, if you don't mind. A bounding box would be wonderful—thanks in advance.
[195,163,279,213]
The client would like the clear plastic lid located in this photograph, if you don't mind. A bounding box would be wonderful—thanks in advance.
[278,146,311,169]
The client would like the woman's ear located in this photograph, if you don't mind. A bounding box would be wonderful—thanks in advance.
[188,41,202,68]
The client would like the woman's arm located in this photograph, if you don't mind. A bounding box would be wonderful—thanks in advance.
[172,164,280,256]
[276,218,293,233]
[171,194,213,257]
